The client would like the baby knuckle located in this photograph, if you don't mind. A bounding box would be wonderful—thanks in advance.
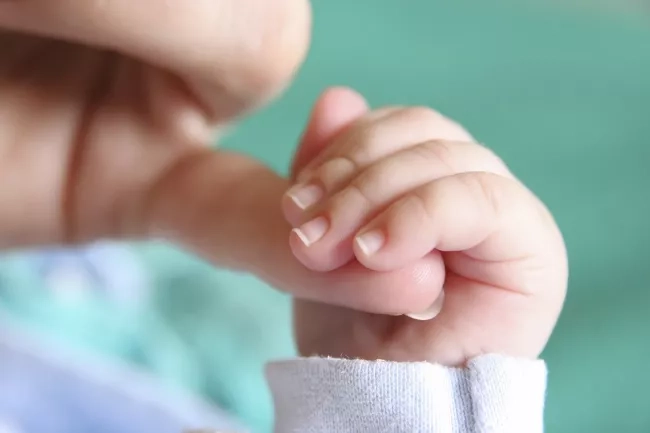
[325,183,373,224]
[460,172,505,217]
[340,182,376,212]
[400,106,444,125]
[347,172,384,205]
[316,157,358,192]
[475,145,511,173]
[415,140,458,171]
[399,107,473,143]
[347,130,381,165]
[401,191,436,223]
[355,161,398,193]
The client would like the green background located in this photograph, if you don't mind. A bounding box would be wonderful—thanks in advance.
[1,1,649,432]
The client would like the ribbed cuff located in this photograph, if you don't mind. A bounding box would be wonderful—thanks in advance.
[266,355,547,433]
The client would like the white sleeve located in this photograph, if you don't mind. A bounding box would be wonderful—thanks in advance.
[265,354,547,433]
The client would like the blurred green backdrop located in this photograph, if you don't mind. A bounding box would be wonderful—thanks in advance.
[1,1,649,432]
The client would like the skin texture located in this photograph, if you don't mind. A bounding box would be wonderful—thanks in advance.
[285,88,568,366]
[0,3,456,317]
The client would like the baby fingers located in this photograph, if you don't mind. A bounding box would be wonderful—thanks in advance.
[284,107,475,224]
[353,171,543,272]
[286,140,510,272]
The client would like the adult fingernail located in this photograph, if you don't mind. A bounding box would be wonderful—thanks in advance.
[287,184,324,210]
[406,290,445,321]
[293,217,329,247]
[355,230,385,256]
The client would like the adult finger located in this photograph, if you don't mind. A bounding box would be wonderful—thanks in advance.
[144,152,445,315]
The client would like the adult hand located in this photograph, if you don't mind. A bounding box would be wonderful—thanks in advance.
[0,3,446,315]
[0,0,310,247]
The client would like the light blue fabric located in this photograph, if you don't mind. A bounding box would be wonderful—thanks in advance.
[0,320,244,433]
[0,242,293,433]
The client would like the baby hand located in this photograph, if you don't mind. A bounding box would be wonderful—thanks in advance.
[284,88,567,365]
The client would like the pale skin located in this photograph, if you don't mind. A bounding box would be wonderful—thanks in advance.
[0,0,312,249]
[285,88,568,366]
[0,2,567,368]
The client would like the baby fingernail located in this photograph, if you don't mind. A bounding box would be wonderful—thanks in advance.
[287,184,324,210]
[406,290,445,321]
[355,230,385,256]
[293,217,329,247]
